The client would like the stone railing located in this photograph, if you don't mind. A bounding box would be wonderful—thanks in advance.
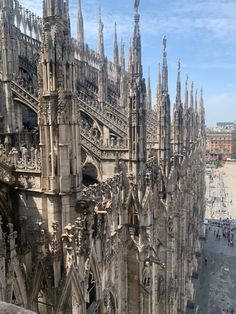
[80,124,128,160]
[78,90,127,138]
[19,56,37,77]
[83,80,127,121]
[79,173,123,203]
[0,145,41,173]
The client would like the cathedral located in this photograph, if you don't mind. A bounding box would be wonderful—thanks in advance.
[0,0,206,313]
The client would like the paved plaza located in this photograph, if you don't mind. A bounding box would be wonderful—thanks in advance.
[206,162,236,220]
[195,225,236,314]
[194,162,236,314]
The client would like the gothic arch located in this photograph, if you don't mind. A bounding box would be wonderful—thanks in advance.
[57,267,85,314]
[103,288,117,314]
[80,110,103,135]
[82,154,102,183]
[86,248,102,312]
[13,97,38,114]
[29,261,53,313]
[11,273,27,307]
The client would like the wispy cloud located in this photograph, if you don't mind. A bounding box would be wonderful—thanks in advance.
[18,0,42,17]
[17,0,236,125]
[19,0,236,45]
[197,63,236,70]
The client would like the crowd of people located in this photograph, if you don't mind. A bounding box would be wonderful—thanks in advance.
[205,221,235,246]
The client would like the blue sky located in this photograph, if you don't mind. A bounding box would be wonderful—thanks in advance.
[20,0,236,126]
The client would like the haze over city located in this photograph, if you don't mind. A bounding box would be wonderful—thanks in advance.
[20,0,236,127]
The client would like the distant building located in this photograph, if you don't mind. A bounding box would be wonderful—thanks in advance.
[207,123,236,159]
[216,122,234,127]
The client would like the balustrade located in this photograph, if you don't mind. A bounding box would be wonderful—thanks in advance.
[0,144,41,172]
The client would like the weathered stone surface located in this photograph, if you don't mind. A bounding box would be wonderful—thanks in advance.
[0,0,206,313]
[0,302,36,314]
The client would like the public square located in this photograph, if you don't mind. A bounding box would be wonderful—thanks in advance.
[194,162,236,314]
[206,162,236,221]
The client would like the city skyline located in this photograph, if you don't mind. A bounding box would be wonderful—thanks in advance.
[20,0,236,126]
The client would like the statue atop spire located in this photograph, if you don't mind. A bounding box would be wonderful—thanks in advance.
[157,63,162,96]
[77,0,84,61]
[134,0,140,12]
[200,88,204,108]
[132,0,142,78]
[184,75,189,111]
[154,63,162,112]
[98,8,104,58]
[114,22,119,66]
[195,89,198,110]
[173,59,183,155]
[190,81,194,108]
[146,65,152,112]
[128,39,133,74]
[162,34,168,93]
[163,34,167,55]
[176,59,181,105]
[120,39,125,69]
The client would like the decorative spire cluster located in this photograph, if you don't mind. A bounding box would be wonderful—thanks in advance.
[73,0,206,166]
